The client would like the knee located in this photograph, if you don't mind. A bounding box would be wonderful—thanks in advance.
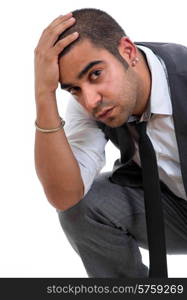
[57,189,94,241]
[57,172,112,238]
[57,199,86,241]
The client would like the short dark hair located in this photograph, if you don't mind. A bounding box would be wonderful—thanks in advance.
[55,8,129,68]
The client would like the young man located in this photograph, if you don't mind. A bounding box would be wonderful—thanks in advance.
[34,8,187,278]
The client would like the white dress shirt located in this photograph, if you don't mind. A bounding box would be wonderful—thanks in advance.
[64,45,187,201]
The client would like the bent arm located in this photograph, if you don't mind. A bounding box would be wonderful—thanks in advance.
[34,94,107,211]
[34,93,84,211]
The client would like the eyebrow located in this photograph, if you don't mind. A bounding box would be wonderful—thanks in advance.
[77,60,103,79]
[60,60,103,90]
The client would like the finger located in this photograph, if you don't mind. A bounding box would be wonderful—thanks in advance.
[37,17,76,50]
[51,17,75,47]
[53,32,79,56]
[48,12,72,28]
[48,17,76,47]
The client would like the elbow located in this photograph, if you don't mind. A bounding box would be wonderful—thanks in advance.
[43,185,84,211]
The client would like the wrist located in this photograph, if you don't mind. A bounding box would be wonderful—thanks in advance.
[36,113,62,129]
[35,93,61,128]
[35,89,56,101]
[35,90,58,111]
[35,116,65,133]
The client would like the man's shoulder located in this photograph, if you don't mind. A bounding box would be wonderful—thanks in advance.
[136,41,187,73]
[135,41,186,51]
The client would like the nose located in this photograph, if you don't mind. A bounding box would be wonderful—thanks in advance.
[81,86,102,113]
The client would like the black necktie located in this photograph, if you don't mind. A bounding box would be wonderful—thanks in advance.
[129,121,168,278]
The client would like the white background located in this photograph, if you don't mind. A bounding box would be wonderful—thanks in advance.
[0,0,187,277]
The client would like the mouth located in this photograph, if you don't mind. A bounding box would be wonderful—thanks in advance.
[96,107,115,121]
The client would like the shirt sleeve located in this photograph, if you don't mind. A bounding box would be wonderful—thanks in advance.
[64,96,107,196]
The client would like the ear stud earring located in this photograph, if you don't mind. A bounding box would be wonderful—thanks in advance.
[132,57,139,66]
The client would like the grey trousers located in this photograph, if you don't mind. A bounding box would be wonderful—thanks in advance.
[57,172,187,278]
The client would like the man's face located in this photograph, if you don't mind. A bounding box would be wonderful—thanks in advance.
[59,39,140,127]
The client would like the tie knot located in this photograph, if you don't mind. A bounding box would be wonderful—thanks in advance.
[134,121,147,137]
[128,120,147,142]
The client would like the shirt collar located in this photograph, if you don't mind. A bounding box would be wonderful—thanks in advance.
[128,44,172,123]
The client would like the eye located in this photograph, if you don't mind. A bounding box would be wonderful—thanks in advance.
[90,70,102,80]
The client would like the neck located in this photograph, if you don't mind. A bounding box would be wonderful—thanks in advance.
[134,49,152,116]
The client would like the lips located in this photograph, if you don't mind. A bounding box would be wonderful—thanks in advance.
[96,107,115,119]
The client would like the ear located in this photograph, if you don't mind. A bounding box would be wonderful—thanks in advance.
[118,37,138,65]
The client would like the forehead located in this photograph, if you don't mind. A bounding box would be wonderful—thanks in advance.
[59,40,114,81]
